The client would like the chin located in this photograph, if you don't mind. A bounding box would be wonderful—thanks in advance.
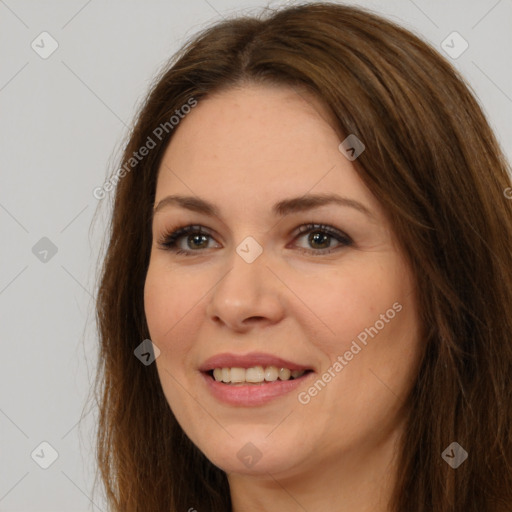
[195,431,305,476]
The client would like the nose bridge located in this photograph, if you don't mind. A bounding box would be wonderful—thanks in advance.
[206,241,284,328]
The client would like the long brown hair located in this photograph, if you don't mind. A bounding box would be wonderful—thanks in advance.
[93,2,512,510]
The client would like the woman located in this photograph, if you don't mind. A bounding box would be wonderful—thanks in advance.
[94,2,512,511]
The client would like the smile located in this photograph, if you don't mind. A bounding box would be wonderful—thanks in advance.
[201,368,314,407]
[210,366,309,384]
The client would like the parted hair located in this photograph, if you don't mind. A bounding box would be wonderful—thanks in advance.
[93,2,512,511]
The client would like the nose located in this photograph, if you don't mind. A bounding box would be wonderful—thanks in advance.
[206,246,285,332]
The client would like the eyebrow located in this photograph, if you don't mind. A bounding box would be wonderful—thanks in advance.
[153,193,374,220]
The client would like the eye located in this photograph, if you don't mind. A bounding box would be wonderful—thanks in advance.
[156,223,353,256]
[157,225,218,255]
[291,223,353,255]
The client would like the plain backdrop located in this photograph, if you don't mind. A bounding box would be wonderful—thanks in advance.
[1,0,511,510]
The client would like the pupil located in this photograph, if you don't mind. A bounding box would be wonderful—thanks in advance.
[190,234,207,248]
[310,232,329,249]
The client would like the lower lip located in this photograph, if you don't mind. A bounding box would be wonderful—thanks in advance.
[201,371,314,407]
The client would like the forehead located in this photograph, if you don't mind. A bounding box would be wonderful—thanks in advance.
[155,84,381,216]
[164,84,339,161]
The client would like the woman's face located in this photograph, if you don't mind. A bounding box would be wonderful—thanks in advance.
[144,84,422,479]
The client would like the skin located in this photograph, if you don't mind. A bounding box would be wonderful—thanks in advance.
[144,83,423,512]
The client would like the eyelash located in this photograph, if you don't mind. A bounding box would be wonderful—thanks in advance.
[156,223,353,256]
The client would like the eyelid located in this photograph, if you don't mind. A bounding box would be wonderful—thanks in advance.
[293,223,351,243]
[157,224,217,248]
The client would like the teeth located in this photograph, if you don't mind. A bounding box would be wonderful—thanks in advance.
[264,366,278,382]
[279,368,291,380]
[230,367,245,383]
[246,366,265,382]
[211,366,307,384]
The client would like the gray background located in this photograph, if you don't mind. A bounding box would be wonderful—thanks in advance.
[1,0,511,510]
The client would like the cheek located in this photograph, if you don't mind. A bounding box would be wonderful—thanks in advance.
[144,264,195,408]
[143,263,191,351]
[144,268,168,337]
[295,258,402,346]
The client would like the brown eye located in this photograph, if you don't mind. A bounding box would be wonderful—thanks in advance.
[157,223,352,257]
[158,225,218,255]
[293,224,353,255]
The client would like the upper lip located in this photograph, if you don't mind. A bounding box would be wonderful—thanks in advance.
[199,352,313,372]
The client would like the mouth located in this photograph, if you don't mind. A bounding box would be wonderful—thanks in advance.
[204,367,315,385]
[200,367,316,407]
[198,352,316,406]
